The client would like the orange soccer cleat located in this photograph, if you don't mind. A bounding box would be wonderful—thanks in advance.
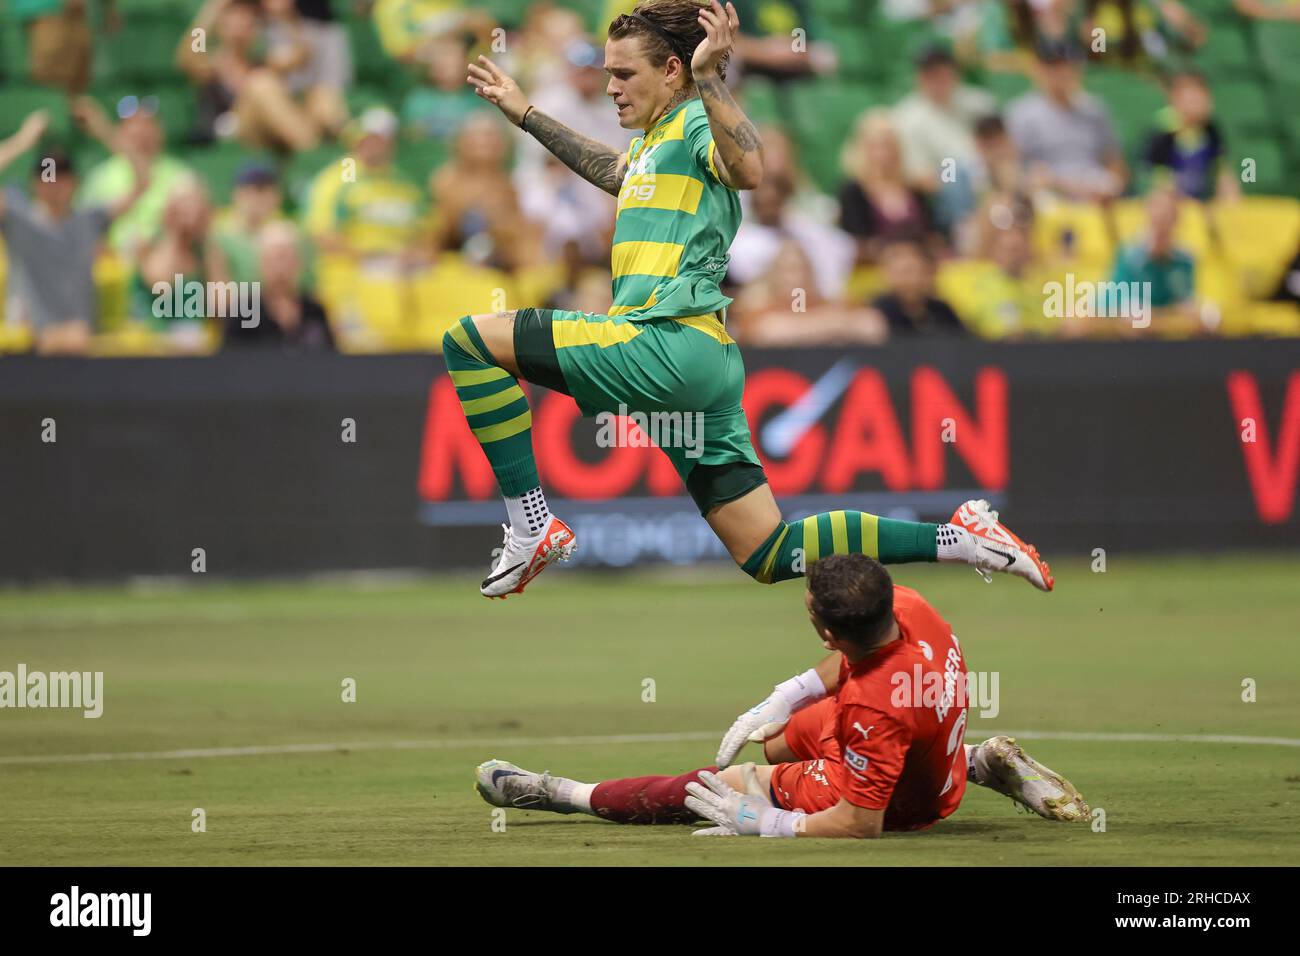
[480,516,578,599]
[948,499,1054,592]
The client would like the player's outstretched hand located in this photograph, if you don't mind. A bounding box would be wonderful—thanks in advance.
[716,691,793,768]
[467,55,530,127]
[685,771,771,836]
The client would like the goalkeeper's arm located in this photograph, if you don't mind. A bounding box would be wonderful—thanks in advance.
[714,652,843,767]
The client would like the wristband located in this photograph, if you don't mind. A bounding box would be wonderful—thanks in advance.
[774,667,828,710]
[760,807,805,839]
[519,106,535,130]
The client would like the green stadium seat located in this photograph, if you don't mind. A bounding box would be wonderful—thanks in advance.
[347,17,392,87]
[1083,69,1166,160]
[395,138,448,187]
[1254,21,1300,84]
[181,142,258,206]
[817,0,864,21]
[1,20,28,82]
[347,84,393,116]
[99,20,184,85]
[1213,79,1279,141]
[0,87,71,140]
[283,144,347,212]
[0,147,35,188]
[479,0,528,30]
[786,78,885,192]
[983,70,1033,107]
[1182,0,1249,23]
[739,76,781,128]
[1193,23,1255,77]
[1228,136,1289,195]
[117,0,203,18]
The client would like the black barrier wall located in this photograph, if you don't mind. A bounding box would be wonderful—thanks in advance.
[1,340,1297,582]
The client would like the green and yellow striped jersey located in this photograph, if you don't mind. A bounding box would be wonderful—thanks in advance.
[610,98,741,321]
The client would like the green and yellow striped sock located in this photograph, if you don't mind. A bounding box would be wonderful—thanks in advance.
[441,316,538,497]
[740,511,938,584]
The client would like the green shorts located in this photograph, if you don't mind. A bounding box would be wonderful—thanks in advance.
[513,308,767,515]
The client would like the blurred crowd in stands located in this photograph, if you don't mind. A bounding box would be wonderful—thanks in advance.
[0,0,1298,356]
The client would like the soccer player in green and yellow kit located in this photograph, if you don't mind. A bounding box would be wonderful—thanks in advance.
[450,0,1054,598]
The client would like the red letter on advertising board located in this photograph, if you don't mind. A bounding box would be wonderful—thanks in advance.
[417,376,498,501]
[911,366,1009,491]
[532,394,644,499]
[822,369,911,492]
[1227,370,1300,524]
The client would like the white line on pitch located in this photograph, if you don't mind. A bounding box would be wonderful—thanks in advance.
[1,728,1299,766]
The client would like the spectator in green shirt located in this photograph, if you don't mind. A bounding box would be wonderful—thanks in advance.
[1110,186,1200,335]
[71,96,195,258]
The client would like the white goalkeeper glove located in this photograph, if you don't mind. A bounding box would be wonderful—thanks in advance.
[684,770,805,838]
[716,668,829,768]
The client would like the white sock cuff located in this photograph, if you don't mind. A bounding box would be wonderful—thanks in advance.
[936,523,970,563]
[505,487,551,537]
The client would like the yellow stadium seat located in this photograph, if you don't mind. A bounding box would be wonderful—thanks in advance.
[1243,301,1300,337]
[93,252,131,333]
[846,264,885,304]
[1034,202,1115,267]
[1210,196,1300,298]
[1195,252,1248,334]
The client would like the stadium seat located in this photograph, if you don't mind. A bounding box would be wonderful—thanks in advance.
[0,146,35,188]
[984,71,1033,107]
[739,76,781,128]
[395,138,449,188]
[0,20,27,82]
[1213,79,1279,142]
[1211,196,1300,296]
[346,18,392,89]
[0,86,70,140]
[1242,301,1300,336]
[786,78,884,192]
[1194,251,1246,320]
[1182,0,1245,22]
[284,145,347,212]
[98,21,184,85]
[347,84,393,117]
[1254,21,1300,85]
[1033,202,1116,270]
[1193,23,1255,77]
[1228,136,1289,194]
[181,142,260,206]
[1083,69,1166,160]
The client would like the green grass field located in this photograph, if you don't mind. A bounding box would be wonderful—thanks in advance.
[1,555,1297,866]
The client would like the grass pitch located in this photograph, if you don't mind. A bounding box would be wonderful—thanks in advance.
[1,555,1297,866]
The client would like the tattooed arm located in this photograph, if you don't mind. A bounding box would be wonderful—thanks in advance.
[521,110,625,197]
[692,1,764,190]
[467,54,625,197]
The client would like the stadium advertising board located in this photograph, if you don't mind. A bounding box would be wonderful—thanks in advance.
[1,341,1295,581]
